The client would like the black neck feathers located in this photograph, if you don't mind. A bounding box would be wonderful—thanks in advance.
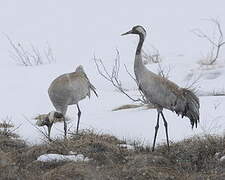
[136,34,145,55]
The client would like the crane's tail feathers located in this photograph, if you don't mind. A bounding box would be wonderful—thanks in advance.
[176,88,200,128]
[90,83,98,97]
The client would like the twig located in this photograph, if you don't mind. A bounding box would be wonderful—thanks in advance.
[94,50,146,103]
[142,46,161,64]
[4,34,56,66]
[192,18,225,65]
[23,115,50,142]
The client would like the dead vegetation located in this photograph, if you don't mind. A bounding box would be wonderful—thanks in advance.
[142,47,162,64]
[0,117,20,138]
[1,127,225,179]
[6,35,55,66]
[192,18,225,65]
[94,49,164,105]
[112,103,155,111]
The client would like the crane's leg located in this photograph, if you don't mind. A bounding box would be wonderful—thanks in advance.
[47,123,53,142]
[76,104,81,134]
[152,112,160,152]
[63,116,67,139]
[55,105,68,139]
[160,112,170,151]
[60,106,68,139]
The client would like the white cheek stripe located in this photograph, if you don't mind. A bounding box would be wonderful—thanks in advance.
[48,111,55,122]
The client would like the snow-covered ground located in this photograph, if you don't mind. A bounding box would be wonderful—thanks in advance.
[0,0,225,146]
[37,153,90,162]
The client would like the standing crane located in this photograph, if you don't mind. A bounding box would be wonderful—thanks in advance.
[121,25,200,151]
[48,65,98,137]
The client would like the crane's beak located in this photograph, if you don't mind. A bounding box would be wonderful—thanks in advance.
[47,123,53,142]
[121,30,133,36]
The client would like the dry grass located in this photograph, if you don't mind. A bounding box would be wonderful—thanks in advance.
[1,127,225,179]
[112,103,155,111]
[112,104,144,111]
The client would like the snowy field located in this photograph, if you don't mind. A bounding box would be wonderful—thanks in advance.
[0,0,225,146]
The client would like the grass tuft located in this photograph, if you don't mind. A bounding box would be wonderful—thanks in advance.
[1,128,225,179]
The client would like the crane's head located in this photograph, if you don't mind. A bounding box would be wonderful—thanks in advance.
[75,65,85,73]
[48,111,64,123]
[35,111,64,141]
[121,25,146,38]
[35,111,64,127]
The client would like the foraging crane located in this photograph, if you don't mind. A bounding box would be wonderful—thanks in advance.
[48,65,98,137]
[121,25,200,151]
[35,111,64,141]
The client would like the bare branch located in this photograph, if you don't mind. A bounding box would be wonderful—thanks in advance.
[44,42,56,63]
[94,56,113,82]
[192,28,217,47]
[157,62,170,79]
[5,35,56,66]
[124,64,136,82]
[124,64,148,103]
[142,46,162,64]
[23,115,50,142]
[192,18,225,65]
[185,74,201,94]
[94,50,147,104]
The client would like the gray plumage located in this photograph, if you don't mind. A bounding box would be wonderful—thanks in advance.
[48,65,98,136]
[122,25,200,151]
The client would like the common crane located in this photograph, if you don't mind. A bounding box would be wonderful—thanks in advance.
[121,25,200,151]
[35,111,64,141]
[48,65,98,137]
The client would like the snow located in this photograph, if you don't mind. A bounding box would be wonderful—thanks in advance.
[37,153,90,162]
[118,144,135,150]
[219,156,225,162]
[0,1,225,146]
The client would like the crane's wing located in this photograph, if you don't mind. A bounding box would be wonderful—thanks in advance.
[138,74,180,108]
[155,77,200,128]
[139,74,200,128]
[175,88,200,128]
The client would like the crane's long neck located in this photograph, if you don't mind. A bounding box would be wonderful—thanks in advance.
[136,33,144,55]
[134,33,146,81]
